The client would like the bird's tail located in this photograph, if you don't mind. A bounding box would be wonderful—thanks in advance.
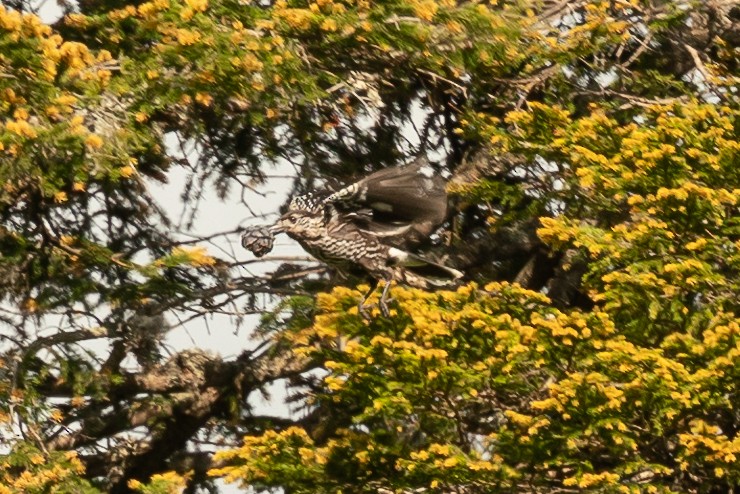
[387,247,463,286]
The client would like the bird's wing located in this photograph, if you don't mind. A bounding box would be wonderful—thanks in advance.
[326,158,449,248]
[327,157,448,225]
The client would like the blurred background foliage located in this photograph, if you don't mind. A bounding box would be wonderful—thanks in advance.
[0,0,737,492]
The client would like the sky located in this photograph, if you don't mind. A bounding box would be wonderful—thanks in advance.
[148,142,303,415]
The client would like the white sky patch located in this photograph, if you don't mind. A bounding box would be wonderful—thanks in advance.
[35,0,64,23]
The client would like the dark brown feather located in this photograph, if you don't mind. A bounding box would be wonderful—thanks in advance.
[329,157,448,248]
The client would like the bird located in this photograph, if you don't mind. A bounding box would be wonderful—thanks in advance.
[241,158,463,316]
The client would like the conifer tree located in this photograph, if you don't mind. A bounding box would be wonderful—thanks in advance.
[0,0,737,492]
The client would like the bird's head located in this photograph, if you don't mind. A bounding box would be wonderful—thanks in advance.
[288,194,323,213]
[271,209,325,237]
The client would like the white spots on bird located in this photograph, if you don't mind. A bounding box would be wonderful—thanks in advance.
[289,193,325,214]
[387,247,409,265]
[446,266,464,280]
[329,184,361,203]
[370,201,393,213]
[363,224,412,237]
[417,165,435,178]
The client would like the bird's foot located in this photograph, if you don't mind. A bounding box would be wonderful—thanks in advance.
[358,301,374,320]
[378,280,394,318]
[358,299,395,319]
[379,299,390,317]
[378,297,396,317]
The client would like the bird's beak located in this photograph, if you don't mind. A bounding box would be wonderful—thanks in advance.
[269,223,285,234]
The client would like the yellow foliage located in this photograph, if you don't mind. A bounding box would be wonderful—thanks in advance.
[85,134,104,149]
[185,0,207,12]
[171,246,216,266]
[409,0,438,21]
[1,1,737,493]
[129,471,188,493]
[275,8,313,30]
[320,18,337,31]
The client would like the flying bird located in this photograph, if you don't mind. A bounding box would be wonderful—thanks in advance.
[241,158,463,316]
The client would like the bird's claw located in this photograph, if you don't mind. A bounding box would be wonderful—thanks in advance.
[358,299,394,319]
[379,298,395,317]
[358,279,394,319]
[358,302,373,320]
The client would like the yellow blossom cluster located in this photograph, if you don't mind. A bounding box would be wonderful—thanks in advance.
[0,5,124,198]
[0,448,88,493]
[563,471,620,488]
[221,254,740,491]
[0,5,52,39]
[274,8,314,30]
[677,419,740,479]
[538,0,633,56]
[168,246,217,267]
[108,0,170,21]
[524,101,740,361]
[210,427,328,486]
[128,471,188,493]
[181,0,207,20]
[409,0,438,21]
